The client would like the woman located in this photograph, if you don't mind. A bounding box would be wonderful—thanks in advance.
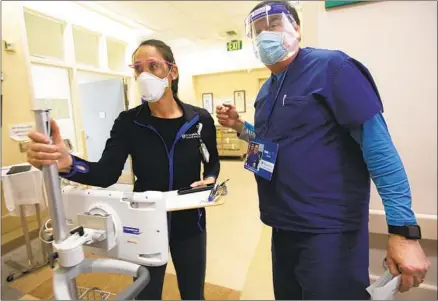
[27,39,220,300]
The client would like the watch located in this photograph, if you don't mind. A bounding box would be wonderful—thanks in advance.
[388,225,422,240]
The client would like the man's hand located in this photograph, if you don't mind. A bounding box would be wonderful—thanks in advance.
[215,104,244,132]
[386,234,430,292]
[190,177,216,188]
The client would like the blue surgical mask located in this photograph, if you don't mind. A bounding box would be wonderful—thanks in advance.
[256,31,290,65]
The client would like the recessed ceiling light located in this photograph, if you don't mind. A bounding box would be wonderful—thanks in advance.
[225,30,238,37]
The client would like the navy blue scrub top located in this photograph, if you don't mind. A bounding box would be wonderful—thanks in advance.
[254,47,383,233]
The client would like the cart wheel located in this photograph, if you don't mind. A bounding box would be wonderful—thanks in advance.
[6,275,14,282]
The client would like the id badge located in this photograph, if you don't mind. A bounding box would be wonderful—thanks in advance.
[197,123,210,163]
[244,138,279,181]
[199,140,210,163]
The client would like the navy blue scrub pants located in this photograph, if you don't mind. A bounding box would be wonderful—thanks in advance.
[271,227,370,300]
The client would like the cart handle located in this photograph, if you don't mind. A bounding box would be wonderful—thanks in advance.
[53,258,149,300]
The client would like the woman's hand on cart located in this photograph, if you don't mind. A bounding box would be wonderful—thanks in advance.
[27,119,72,173]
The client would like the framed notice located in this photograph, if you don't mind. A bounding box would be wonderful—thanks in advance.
[202,93,214,114]
[234,90,246,113]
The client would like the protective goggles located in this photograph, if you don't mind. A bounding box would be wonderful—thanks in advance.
[129,58,175,78]
[245,3,298,39]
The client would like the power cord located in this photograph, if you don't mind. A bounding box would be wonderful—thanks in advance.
[39,218,85,245]
[39,219,53,244]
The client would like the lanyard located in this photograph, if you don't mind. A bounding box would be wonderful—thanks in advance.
[265,70,287,124]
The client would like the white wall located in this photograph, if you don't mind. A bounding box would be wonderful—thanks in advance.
[309,1,437,217]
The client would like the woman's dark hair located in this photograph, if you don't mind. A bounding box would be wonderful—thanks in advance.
[250,0,300,26]
[132,39,180,101]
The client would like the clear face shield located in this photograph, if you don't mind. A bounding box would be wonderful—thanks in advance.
[245,3,300,65]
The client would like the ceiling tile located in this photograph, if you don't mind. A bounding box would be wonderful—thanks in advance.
[170,1,230,32]
[96,1,186,31]
[166,37,197,49]
[217,1,259,17]
[213,15,246,36]
[171,1,226,17]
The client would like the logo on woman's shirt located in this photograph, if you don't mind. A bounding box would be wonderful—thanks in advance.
[182,123,203,140]
[182,133,201,139]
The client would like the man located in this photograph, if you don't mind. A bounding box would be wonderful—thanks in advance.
[247,143,261,170]
[252,144,261,170]
[216,1,430,299]
[246,143,257,168]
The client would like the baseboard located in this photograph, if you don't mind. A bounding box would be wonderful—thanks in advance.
[369,210,437,241]
[370,274,438,300]
[19,294,40,300]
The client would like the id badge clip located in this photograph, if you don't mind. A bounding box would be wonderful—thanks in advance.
[197,123,210,163]
[199,141,210,163]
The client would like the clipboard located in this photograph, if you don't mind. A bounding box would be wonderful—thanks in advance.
[165,183,227,212]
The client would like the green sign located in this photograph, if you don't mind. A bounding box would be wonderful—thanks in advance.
[325,1,362,9]
[227,40,242,52]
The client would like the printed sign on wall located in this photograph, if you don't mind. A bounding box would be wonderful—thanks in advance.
[9,123,34,141]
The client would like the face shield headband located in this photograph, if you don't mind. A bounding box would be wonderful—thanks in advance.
[245,3,300,65]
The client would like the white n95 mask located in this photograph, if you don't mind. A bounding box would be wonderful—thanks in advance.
[137,72,170,103]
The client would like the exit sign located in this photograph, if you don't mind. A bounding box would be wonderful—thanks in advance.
[227,40,242,51]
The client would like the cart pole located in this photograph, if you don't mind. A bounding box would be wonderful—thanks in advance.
[33,109,78,299]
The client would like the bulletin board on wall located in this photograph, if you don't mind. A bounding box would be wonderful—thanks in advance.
[325,1,363,9]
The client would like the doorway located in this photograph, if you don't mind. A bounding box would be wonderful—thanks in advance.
[77,71,132,184]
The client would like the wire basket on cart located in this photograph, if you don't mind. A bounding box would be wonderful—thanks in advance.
[50,286,115,300]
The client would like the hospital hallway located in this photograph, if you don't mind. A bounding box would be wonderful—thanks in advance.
[1,160,276,300]
[1,1,437,298]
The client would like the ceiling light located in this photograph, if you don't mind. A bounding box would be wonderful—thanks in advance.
[76,1,154,35]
